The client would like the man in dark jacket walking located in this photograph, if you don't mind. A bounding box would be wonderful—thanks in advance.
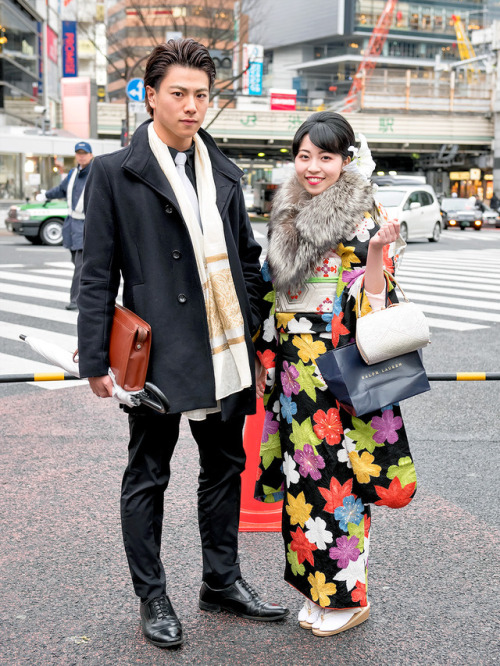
[38,141,93,310]
[77,39,287,648]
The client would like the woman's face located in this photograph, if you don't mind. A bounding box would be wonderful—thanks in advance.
[294,134,350,196]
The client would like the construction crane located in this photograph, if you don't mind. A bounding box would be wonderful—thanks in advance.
[340,0,398,112]
[451,14,477,83]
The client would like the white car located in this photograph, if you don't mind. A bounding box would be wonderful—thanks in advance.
[375,184,442,242]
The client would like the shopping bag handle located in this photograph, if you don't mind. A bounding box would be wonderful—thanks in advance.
[356,270,410,319]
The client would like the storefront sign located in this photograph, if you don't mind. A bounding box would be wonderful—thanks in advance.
[47,26,58,64]
[270,88,297,111]
[37,21,43,97]
[450,171,471,180]
[242,44,264,96]
[469,168,481,181]
[62,21,78,77]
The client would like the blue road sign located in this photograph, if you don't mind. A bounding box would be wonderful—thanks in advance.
[126,78,145,102]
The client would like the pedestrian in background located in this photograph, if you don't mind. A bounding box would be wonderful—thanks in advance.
[255,112,417,637]
[37,141,93,310]
[77,39,287,649]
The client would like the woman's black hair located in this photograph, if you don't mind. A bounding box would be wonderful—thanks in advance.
[292,111,356,160]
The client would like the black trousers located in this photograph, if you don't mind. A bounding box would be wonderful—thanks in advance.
[69,249,83,305]
[121,410,246,601]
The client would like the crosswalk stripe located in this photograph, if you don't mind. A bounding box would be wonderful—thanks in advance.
[45,261,74,268]
[0,352,84,390]
[441,231,498,242]
[397,282,497,300]
[0,298,78,324]
[399,276,499,293]
[0,321,77,348]
[421,317,487,331]
[0,282,70,302]
[0,270,72,288]
[418,303,500,323]
[399,268,500,283]
[405,290,500,312]
[29,268,75,278]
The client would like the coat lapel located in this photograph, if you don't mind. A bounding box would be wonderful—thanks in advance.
[121,121,182,213]
[121,121,243,218]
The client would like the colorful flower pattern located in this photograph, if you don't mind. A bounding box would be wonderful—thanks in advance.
[256,216,416,608]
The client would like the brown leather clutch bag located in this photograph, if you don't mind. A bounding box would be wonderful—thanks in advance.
[109,305,151,391]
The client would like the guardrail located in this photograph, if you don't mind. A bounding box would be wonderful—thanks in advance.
[1,373,499,384]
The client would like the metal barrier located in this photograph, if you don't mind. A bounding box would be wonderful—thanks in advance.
[2,373,500,384]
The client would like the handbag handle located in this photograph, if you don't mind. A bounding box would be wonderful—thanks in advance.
[356,270,410,319]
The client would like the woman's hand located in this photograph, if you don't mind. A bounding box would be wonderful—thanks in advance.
[364,219,400,294]
[368,219,400,248]
[255,358,266,399]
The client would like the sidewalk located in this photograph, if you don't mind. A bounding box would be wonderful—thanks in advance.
[1,381,498,666]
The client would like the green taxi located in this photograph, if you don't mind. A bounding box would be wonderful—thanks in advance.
[5,200,68,246]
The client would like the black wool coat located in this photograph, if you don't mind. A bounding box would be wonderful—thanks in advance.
[77,120,265,419]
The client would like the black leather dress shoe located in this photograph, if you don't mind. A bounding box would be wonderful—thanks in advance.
[140,595,183,648]
[199,578,289,622]
[65,302,78,311]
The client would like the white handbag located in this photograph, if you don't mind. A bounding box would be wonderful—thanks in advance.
[355,272,430,365]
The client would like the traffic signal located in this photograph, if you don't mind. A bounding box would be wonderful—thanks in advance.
[120,118,129,147]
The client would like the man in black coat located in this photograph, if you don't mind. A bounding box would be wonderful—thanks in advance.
[77,39,288,648]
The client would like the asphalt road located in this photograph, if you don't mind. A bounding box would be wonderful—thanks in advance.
[0,226,499,665]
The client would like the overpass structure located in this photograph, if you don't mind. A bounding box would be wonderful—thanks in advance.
[97,102,493,169]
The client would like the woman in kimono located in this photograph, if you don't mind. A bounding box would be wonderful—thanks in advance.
[255,112,417,637]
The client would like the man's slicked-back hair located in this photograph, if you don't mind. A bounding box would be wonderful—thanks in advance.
[144,39,216,116]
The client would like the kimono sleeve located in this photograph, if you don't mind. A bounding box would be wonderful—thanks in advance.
[254,260,278,379]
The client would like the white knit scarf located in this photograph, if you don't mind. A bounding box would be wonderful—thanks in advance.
[148,123,252,419]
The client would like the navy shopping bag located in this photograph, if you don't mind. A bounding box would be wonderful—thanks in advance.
[316,343,431,416]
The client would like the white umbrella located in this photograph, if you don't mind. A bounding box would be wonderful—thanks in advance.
[19,334,169,413]
[19,334,80,377]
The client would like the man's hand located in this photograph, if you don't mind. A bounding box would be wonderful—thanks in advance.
[89,375,113,398]
[35,190,47,203]
[255,358,266,399]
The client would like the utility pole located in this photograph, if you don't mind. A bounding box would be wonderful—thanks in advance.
[493,21,500,195]
[42,0,49,130]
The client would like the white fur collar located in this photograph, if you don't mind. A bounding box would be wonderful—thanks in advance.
[267,170,377,292]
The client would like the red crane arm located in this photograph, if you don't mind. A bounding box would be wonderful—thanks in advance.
[342,0,398,112]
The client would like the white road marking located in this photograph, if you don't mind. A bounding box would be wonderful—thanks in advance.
[0,298,77,324]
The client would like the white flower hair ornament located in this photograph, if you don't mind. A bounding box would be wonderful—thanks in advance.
[342,133,376,182]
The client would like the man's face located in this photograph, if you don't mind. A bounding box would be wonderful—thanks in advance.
[75,150,93,168]
[146,65,210,151]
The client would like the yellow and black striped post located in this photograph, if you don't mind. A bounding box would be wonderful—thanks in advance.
[1,373,499,384]
[0,373,81,383]
[427,373,500,381]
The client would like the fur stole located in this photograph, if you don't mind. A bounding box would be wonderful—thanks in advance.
[267,170,378,293]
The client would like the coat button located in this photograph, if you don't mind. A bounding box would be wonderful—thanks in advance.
[177,293,187,304]
[165,205,173,214]
[172,250,181,259]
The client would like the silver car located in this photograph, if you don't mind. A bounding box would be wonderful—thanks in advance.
[375,184,442,243]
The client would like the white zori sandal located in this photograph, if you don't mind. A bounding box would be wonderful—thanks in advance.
[297,598,322,629]
[312,603,370,637]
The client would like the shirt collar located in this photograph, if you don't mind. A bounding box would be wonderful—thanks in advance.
[168,143,196,170]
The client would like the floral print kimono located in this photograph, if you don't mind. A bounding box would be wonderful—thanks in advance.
[256,198,417,611]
